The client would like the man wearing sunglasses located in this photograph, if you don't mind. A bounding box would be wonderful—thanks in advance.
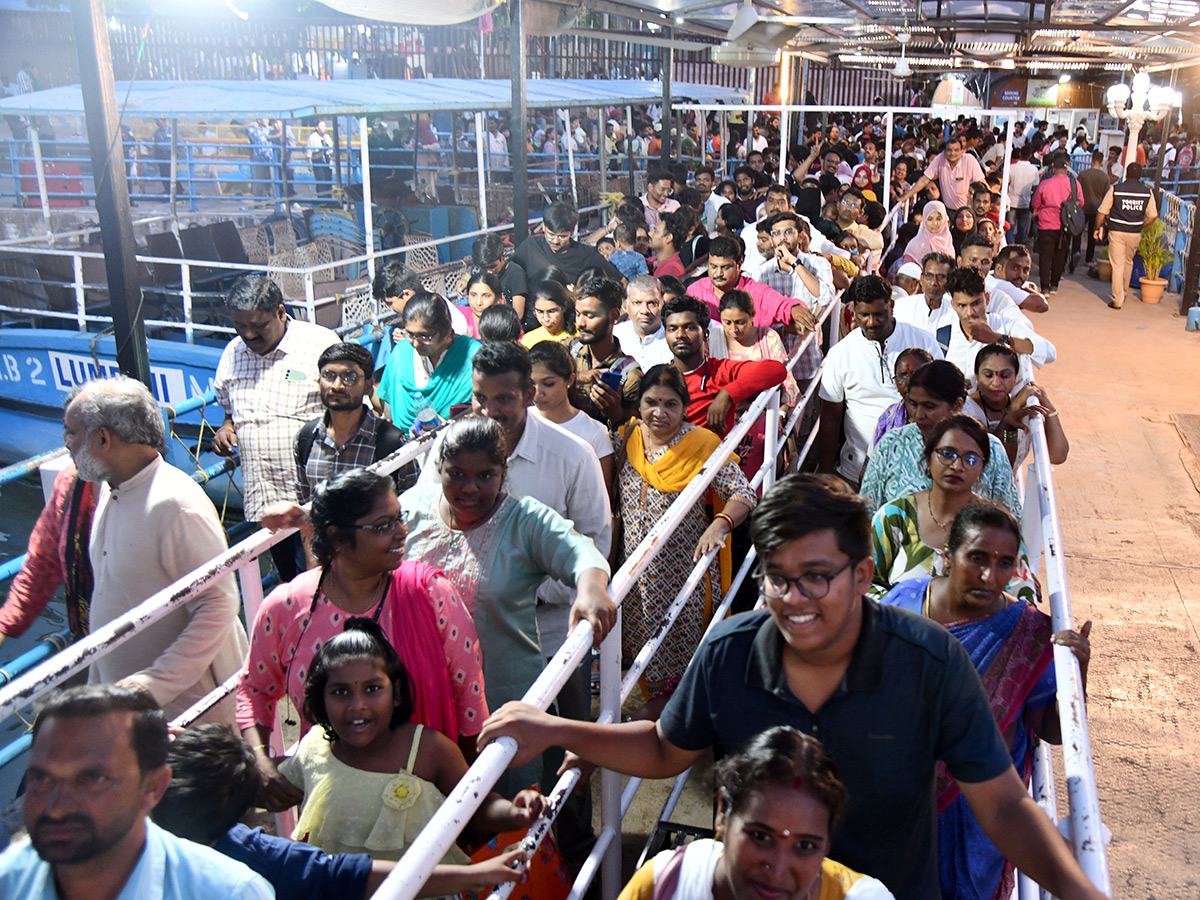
[478,474,1109,900]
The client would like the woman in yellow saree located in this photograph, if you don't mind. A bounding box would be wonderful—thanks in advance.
[616,365,756,697]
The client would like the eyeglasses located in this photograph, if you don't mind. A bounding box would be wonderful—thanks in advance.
[350,517,404,535]
[933,446,984,469]
[404,330,440,344]
[755,559,855,600]
[770,228,798,238]
[839,198,862,209]
[319,369,362,386]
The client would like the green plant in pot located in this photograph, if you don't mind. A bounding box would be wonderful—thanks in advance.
[1138,219,1172,304]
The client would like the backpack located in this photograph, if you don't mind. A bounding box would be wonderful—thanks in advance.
[1060,171,1085,237]
[295,415,417,493]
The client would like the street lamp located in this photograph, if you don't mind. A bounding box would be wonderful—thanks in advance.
[1106,71,1173,167]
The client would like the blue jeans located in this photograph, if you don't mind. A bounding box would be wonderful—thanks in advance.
[1008,207,1032,246]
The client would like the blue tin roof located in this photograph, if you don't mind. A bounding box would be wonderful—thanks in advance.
[0,77,749,118]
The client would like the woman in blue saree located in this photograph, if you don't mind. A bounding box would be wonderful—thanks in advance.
[880,501,1091,900]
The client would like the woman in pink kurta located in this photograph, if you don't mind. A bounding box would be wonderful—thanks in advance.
[237,469,487,811]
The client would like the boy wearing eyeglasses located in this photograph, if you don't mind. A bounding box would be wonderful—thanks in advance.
[477,474,1110,900]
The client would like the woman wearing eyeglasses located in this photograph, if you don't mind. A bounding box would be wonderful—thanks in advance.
[859,360,1023,517]
[375,292,481,433]
[401,415,613,796]
[870,416,1036,604]
[237,468,488,811]
[880,500,1089,900]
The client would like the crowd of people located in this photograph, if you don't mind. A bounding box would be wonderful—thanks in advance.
[0,106,1115,900]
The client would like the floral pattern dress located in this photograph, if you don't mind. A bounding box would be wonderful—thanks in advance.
[618,424,757,692]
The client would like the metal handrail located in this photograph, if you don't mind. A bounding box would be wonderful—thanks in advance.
[1022,399,1110,893]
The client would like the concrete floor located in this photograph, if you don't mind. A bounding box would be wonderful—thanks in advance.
[590,265,1200,898]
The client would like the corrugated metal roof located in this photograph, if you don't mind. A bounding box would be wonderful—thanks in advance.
[0,77,748,118]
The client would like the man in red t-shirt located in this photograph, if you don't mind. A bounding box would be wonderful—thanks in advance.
[662,294,785,435]
[650,210,688,280]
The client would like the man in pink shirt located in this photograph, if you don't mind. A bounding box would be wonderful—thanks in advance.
[686,235,817,334]
[1031,152,1085,293]
[897,135,985,211]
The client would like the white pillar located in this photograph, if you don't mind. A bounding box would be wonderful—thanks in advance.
[359,116,376,286]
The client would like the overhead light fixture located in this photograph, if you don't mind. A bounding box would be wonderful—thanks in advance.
[1059,74,1072,83]
[893,30,912,78]
[675,15,685,23]
[999,58,1016,69]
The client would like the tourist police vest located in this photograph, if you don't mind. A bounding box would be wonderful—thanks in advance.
[1107,180,1153,234]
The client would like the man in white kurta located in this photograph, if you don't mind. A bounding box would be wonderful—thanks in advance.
[65,376,246,723]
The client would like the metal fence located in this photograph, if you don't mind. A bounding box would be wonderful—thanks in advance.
[0,290,1110,900]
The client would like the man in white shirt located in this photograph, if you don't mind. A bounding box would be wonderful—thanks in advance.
[613,275,673,370]
[305,119,333,198]
[751,123,769,153]
[818,275,943,485]
[739,184,791,273]
[694,166,728,234]
[1006,145,1040,246]
[212,275,339,581]
[894,251,955,331]
[931,268,1056,389]
[486,116,508,169]
[62,377,247,722]
[991,244,1050,314]
[958,235,1045,318]
[640,166,680,231]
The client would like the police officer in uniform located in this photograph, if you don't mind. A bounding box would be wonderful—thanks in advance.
[1094,161,1158,309]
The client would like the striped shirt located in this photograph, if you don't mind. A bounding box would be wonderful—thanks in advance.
[214,318,339,520]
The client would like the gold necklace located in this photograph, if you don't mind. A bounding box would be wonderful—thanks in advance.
[926,491,953,531]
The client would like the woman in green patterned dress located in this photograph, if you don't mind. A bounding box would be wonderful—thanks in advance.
[870,415,1037,604]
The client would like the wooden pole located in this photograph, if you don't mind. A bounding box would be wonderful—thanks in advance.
[510,0,529,244]
[69,0,149,387]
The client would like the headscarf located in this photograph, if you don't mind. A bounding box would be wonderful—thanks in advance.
[902,200,955,265]
[852,165,878,201]
[951,206,976,254]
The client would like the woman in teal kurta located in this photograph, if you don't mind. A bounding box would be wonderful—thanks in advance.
[376,292,480,432]
[399,416,612,795]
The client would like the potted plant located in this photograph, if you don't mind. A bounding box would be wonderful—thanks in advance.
[1137,219,1172,304]
[1096,244,1111,282]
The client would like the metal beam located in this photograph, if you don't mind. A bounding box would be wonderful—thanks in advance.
[562,28,713,51]
[69,0,150,388]
[511,0,529,245]
[1096,0,1142,25]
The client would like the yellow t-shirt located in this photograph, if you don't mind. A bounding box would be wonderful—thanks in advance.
[520,326,577,349]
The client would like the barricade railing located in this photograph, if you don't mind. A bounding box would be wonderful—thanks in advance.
[1018,399,1111,895]
[0,203,606,339]
[0,294,1108,899]
[370,298,839,900]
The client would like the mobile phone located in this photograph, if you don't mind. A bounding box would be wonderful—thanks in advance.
[599,370,623,391]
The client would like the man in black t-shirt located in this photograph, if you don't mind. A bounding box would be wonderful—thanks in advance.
[479,476,1110,900]
[512,201,624,292]
[472,233,531,328]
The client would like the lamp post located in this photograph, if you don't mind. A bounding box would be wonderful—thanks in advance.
[1106,71,1174,168]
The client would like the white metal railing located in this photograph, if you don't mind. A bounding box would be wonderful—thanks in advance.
[0,292,1108,899]
[0,202,607,338]
[0,428,440,724]
[371,299,839,900]
[1019,400,1111,895]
